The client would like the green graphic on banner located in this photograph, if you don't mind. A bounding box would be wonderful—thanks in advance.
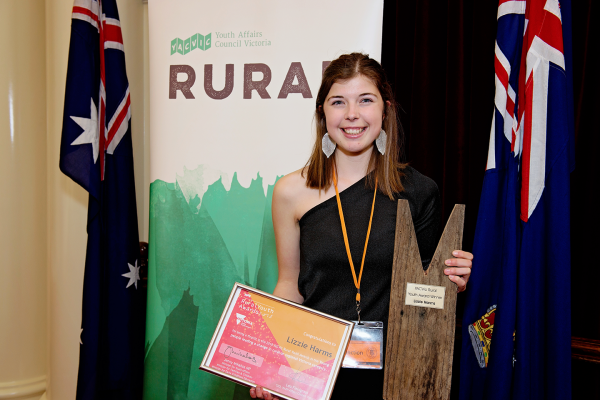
[144,167,280,399]
[171,33,212,55]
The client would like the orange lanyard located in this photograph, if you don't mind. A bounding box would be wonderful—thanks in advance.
[332,168,378,321]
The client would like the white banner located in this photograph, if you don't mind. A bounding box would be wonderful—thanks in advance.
[145,1,383,398]
[150,1,383,190]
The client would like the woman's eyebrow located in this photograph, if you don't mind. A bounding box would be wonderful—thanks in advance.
[327,93,378,101]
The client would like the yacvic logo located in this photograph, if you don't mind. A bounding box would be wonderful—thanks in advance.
[171,33,211,55]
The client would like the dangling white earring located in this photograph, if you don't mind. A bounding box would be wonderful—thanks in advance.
[322,133,336,158]
[375,129,387,155]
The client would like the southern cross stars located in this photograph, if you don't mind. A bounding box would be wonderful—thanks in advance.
[122,260,140,289]
[70,98,99,163]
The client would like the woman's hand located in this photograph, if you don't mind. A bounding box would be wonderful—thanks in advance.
[250,386,279,400]
[444,250,473,292]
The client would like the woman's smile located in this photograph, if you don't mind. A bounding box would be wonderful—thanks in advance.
[341,126,367,136]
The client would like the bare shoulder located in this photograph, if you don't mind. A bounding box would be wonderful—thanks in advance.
[273,168,335,222]
[273,168,307,201]
[273,168,323,222]
[273,169,308,219]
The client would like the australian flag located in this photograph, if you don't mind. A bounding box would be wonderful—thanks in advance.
[59,0,144,398]
[459,0,574,399]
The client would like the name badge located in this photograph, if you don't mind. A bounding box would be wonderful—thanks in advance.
[342,321,383,369]
[405,283,446,309]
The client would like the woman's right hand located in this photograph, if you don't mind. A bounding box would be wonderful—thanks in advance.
[250,386,279,400]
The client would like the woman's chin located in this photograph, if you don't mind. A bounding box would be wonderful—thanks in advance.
[336,144,375,157]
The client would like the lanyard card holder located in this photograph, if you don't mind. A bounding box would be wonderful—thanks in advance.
[342,321,383,369]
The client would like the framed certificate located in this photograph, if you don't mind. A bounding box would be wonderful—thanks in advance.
[200,283,354,400]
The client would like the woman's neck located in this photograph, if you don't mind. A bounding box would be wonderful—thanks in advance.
[334,146,374,188]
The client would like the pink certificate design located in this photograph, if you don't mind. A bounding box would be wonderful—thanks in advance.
[200,283,354,400]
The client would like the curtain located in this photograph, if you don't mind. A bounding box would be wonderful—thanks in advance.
[381,0,498,254]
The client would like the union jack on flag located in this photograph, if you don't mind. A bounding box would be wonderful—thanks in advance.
[460,0,574,399]
[62,0,131,188]
[60,0,144,398]
[489,0,567,222]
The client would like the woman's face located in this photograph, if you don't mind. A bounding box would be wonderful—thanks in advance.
[323,75,385,157]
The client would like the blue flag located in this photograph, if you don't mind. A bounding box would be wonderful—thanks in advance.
[459,0,574,399]
[59,0,144,398]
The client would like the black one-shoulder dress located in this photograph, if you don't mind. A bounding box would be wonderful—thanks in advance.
[298,166,441,399]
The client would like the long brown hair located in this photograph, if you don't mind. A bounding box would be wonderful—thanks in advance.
[303,53,406,199]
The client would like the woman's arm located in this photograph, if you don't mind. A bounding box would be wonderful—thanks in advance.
[250,175,304,400]
[271,174,304,303]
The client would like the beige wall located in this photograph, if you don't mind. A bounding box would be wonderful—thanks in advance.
[1,0,148,399]
[0,0,48,399]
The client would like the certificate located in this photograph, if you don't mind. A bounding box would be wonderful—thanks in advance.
[200,283,354,400]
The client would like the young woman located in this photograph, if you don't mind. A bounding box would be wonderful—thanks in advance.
[250,53,473,400]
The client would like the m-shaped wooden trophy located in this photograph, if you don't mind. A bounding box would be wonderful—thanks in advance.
[384,200,465,400]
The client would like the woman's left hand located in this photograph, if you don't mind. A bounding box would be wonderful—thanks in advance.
[444,250,473,293]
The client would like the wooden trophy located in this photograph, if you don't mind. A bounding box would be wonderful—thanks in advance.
[383,200,465,400]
